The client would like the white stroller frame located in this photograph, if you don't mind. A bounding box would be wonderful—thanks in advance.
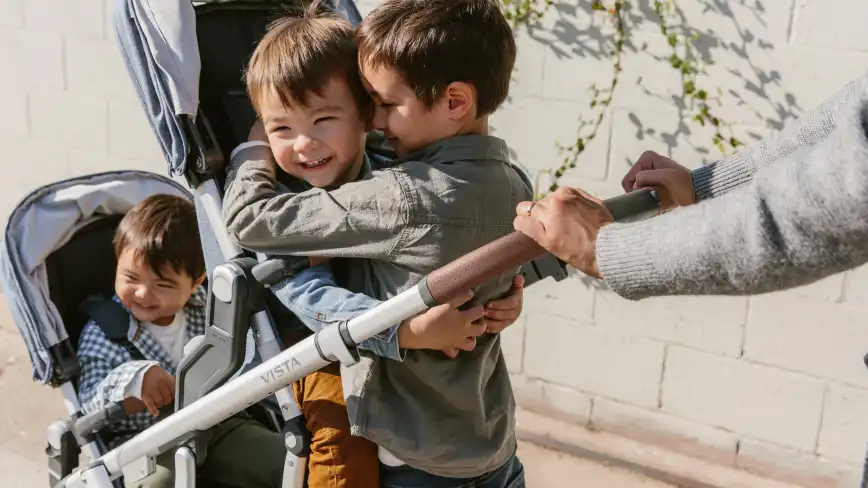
[2,1,660,487]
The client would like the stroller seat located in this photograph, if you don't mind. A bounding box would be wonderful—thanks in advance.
[45,214,124,384]
[0,171,280,487]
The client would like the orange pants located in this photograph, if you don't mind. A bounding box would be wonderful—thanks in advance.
[290,362,380,488]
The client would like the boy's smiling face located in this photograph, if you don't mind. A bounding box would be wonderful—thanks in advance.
[115,248,202,326]
[258,76,368,188]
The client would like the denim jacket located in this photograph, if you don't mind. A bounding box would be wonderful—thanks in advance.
[264,150,401,361]
[222,133,532,478]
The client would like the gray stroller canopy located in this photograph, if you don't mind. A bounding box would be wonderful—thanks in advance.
[113,0,200,177]
[0,171,191,384]
[113,0,363,177]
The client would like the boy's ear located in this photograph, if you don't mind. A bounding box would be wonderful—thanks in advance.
[194,273,206,287]
[444,81,475,120]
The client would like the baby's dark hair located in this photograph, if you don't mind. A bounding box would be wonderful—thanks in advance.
[356,0,516,117]
[113,194,205,280]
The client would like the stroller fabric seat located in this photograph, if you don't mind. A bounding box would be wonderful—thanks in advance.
[46,214,124,356]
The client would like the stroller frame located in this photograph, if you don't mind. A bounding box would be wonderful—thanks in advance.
[41,1,660,487]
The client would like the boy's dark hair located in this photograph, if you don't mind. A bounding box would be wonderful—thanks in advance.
[246,0,372,117]
[356,0,516,117]
[113,194,205,281]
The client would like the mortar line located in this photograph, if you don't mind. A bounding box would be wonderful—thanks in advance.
[813,382,829,453]
[787,0,800,45]
[739,298,751,358]
[657,344,668,409]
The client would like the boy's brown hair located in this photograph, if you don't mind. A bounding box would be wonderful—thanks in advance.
[113,194,205,281]
[245,1,372,117]
[356,0,516,117]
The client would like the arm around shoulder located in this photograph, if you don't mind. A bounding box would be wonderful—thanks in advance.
[222,146,408,259]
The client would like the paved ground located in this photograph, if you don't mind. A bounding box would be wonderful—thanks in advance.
[0,295,677,487]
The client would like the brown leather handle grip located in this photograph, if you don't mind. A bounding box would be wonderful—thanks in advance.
[419,188,659,305]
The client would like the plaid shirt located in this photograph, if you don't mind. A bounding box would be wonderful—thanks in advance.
[76,287,207,448]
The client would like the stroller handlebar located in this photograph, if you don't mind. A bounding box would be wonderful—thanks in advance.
[74,401,128,440]
[420,188,659,305]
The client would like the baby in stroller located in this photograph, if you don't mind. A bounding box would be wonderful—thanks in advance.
[76,193,287,488]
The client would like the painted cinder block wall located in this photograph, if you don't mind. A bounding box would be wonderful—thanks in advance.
[2,0,868,485]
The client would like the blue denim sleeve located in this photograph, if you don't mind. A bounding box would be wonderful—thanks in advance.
[269,263,404,361]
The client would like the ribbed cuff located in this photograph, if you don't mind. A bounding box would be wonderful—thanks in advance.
[596,220,660,301]
[692,154,755,202]
[228,144,274,172]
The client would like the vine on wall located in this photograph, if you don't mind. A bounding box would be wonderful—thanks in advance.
[501,0,743,198]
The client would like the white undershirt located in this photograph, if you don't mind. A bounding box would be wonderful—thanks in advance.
[143,313,188,364]
[125,313,188,399]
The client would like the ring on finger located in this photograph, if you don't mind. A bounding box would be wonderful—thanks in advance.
[523,201,537,217]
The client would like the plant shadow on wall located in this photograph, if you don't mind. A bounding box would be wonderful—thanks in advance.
[499,0,801,199]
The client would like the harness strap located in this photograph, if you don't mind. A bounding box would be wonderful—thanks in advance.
[79,296,146,361]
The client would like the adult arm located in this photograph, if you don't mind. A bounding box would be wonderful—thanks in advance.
[597,86,868,300]
[690,68,868,201]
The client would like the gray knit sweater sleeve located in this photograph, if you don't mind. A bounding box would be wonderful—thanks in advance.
[596,75,868,300]
[692,69,868,202]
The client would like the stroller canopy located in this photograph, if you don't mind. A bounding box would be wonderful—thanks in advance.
[0,171,191,384]
[113,0,363,177]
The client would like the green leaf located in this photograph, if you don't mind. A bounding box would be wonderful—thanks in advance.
[684,80,695,95]
[667,33,678,47]
[697,89,708,100]
[591,1,605,11]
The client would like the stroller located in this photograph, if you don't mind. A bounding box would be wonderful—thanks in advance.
[0,0,660,487]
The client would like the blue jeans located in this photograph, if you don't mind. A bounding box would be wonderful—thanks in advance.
[380,453,525,488]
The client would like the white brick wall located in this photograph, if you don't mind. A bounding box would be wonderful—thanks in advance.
[2,0,868,486]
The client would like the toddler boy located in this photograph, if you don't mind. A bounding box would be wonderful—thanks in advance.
[77,194,286,488]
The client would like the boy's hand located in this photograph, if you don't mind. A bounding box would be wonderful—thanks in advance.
[621,151,695,211]
[398,290,486,358]
[140,366,175,417]
[482,275,524,334]
[122,397,147,415]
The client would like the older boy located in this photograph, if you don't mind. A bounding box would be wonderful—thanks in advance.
[224,0,529,486]
[76,194,286,488]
